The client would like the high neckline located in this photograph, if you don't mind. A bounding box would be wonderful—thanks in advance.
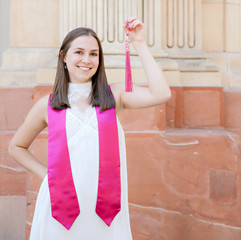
[68,81,92,89]
[68,81,92,96]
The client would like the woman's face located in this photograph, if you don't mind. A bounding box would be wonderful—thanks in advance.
[64,35,100,83]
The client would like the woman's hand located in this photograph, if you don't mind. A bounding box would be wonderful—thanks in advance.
[123,17,145,44]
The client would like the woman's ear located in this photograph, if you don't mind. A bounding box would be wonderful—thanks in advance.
[60,50,66,62]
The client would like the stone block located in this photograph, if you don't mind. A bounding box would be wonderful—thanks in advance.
[25,135,48,227]
[26,189,38,225]
[26,225,31,240]
[126,133,166,207]
[202,2,225,52]
[120,105,165,131]
[106,68,145,84]
[37,68,56,84]
[226,2,241,52]
[1,48,58,71]
[183,87,223,128]
[0,87,33,130]
[176,59,219,72]
[229,56,241,73]
[10,0,59,48]
[163,70,181,86]
[0,132,26,170]
[126,129,241,227]
[166,87,184,128]
[0,71,36,87]
[206,53,227,73]
[166,90,176,128]
[0,196,26,240]
[224,90,241,129]
[209,169,237,202]
[0,165,26,195]
[0,132,26,195]
[27,135,48,192]
[106,67,177,86]
[33,85,53,103]
[221,74,229,88]
[181,72,222,86]
[130,203,241,240]
[230,74,241,88]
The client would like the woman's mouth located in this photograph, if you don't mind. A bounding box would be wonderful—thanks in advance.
[77,66,92,71]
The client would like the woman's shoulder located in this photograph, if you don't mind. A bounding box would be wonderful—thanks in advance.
[109,82,125,93]
[109,82,125,100]
[35,94,50,109]
[109,82,124,109]
[31,94,50,124]
[109,82,125,114]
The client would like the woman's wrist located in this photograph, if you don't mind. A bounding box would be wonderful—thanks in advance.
[132,41,147,51]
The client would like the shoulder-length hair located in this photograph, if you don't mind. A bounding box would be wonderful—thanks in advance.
[50,27,115,111]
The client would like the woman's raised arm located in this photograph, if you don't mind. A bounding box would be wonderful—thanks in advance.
[111,17,171,110]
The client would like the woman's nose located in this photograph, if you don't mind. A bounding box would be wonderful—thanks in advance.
[81,54,91,63]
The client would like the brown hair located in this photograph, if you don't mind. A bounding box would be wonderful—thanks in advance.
[50,27,115,111]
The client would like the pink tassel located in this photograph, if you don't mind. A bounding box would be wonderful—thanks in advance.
[125,32,133,92]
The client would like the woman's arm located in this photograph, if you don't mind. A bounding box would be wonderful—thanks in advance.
[8,95,49,179]
[111,17,171,110]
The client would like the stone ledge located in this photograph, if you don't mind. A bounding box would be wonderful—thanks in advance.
[1,48,58,71]
[0,71,37,87]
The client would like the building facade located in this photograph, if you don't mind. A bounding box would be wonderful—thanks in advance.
[1,0,241,239]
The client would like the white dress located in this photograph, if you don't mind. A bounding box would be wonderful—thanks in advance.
[29,81,133,240]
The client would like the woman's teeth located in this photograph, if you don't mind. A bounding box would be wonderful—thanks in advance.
[78,66,90,71]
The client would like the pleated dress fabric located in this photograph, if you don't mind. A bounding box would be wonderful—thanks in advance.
[29,81,133,240]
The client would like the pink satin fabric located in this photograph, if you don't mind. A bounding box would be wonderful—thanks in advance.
[48,96,121,230]
[48,96,80,230]
[95,106,121,226]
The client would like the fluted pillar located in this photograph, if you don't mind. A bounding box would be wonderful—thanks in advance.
[163,0,205,58]
[60,0,166,57]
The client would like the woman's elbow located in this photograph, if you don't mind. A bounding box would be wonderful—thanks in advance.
[158,90,172,105]
[8,140,15,157]
[8,139,19,157]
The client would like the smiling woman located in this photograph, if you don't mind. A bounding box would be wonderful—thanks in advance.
[64,36,99,83]
[8,18,171,240]
[50,27,115,112]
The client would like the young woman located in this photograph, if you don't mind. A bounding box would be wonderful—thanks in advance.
[8,17,171,240]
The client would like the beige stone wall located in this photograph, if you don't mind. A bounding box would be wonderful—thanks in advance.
[1,0,241,88]
[1,1,241,240]
[10,0,59,48]
[0,0,10,67]
[202,0,241,88]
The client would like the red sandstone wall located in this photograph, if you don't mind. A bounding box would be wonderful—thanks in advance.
[1,86,241,240]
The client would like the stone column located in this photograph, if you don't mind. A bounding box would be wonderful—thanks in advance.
[0,0,60,87]
[60,0,166,57]
[161,0,221,87]
[162,0,205,58]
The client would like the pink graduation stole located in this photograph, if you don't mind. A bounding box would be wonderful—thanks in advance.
[48,96,121,230]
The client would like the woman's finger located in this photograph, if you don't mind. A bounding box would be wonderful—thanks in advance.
[128,20,143,31]
[124,17,138,29]
[126,16,137,23]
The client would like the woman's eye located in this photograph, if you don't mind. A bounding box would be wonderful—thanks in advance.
[76,51,83,54]
[91,53,98,56]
